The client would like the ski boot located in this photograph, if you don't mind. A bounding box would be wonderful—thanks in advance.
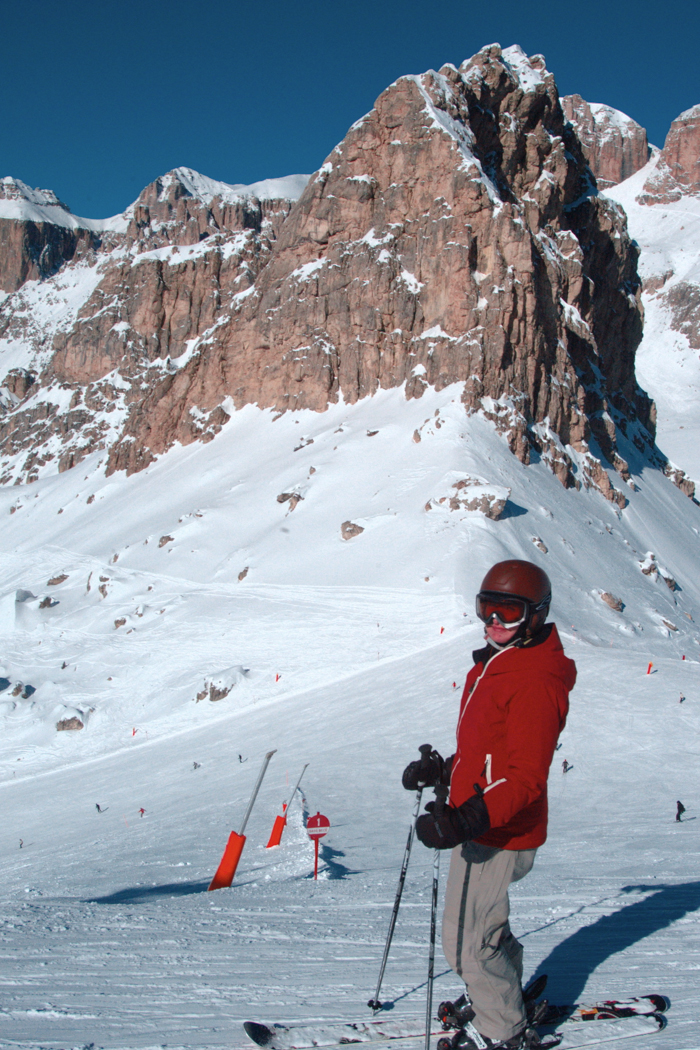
[438,993,475,1031]
[436,1023,561,1050]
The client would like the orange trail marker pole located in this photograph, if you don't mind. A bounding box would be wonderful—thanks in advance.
[266,762,309,848]
[646,662,653,675]
[208,749,277,891]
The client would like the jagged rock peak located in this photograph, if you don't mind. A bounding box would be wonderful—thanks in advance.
[103,42,648,503]
[561,95,649,188]
[0,176,86,230]
[658,105,700,190]
[0,44,654,509]
[141,168,310,207]
[639,103,700,204]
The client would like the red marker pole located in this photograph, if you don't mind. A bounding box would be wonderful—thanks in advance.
[307,812,330,880]
[208,748,277,891]
[266,763,309,848]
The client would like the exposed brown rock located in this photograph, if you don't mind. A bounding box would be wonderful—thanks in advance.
[600,591,624,611]
[639,105,700,204]
[0,47,655,506]
[48,573,68,585]
[0,178,98,292]
[562,95,649,188]
[341,521,364,540]
[56,716,84,731]
[277,491,304,510]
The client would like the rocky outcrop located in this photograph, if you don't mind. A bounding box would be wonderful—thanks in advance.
[561,95,649,188]
[0,179,99,292]
[639,105,700,204]
[0,47,654,505]
[0,169,301,482]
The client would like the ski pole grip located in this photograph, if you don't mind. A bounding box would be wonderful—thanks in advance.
[433,782,448,818]
[419,743,433,769]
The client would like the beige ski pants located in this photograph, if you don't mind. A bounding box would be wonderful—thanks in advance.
[442,841,537,1042]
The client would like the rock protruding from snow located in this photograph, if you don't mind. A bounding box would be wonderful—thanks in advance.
[561,95,649,188]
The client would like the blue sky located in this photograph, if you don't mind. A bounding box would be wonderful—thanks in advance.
[3,0,698,218]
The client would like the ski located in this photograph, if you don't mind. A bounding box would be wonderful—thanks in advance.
[532,1014,665,1049]
[534,995,670,1025]
[243,1018,445,1049]
[243,1010,667,1050]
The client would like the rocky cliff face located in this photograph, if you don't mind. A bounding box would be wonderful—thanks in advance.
[0,45,669,505]
[561,95,649,188]
[639,105,700,204]
[0,179,99,292]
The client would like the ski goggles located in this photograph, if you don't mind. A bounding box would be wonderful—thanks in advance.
[475,591,549,627]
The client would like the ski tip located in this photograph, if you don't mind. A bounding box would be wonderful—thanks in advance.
[244,1022,275,1047]
[652,1011,668,1030]
[648,994,671,1013]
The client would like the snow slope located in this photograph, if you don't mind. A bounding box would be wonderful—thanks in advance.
[606,158,700,484]
[0,386,698,1049]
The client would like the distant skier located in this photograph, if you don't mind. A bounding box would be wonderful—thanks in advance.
[676,801,686,822]
[403,560,576,1049]
[193,761,201,770]
[19,838,23,848]
[562,759,571,773]
[238,754,247,763]
[95,803,104,813]
[680,693,685,703]
[138,807,145,818]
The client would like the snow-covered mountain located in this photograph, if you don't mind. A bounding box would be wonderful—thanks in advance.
[1,43,699,1050]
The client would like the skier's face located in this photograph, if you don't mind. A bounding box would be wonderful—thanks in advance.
[485,621,520,646]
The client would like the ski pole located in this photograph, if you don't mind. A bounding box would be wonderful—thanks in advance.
[368,743,434,1012]
[425,846,440,1050]
[425,783,447,1050]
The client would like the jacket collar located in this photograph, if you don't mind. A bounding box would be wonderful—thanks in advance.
[472,622,554,666]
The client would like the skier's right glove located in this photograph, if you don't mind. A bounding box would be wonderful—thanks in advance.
[402,748,453,790]
[415,793,490,850]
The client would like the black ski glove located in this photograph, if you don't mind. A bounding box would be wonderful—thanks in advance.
[415,793,490,850]
[402,748,453,790]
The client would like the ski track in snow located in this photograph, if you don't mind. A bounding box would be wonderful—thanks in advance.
[0,389,697,1049]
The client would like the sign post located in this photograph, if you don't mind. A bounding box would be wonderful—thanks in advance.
[306,811,330,880]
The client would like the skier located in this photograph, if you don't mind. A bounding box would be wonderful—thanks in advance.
[403,560,576,1049]
[676,800,686,822]
[139,807,145,818]
[562,759,571,774]
[95,803,104,813]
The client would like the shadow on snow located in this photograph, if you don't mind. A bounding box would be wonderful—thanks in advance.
[87,879,211,904]
[528,880,700,1003]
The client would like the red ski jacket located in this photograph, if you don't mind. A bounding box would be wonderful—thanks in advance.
[450,624,576,850]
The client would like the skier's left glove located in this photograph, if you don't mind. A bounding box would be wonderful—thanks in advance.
[415,794,490,850]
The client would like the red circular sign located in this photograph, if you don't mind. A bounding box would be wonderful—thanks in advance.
[307,812,330,839]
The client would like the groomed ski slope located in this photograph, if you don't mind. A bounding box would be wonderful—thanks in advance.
[0,386,699,1050]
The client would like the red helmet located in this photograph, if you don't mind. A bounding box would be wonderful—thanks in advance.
[476,560,551,637]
